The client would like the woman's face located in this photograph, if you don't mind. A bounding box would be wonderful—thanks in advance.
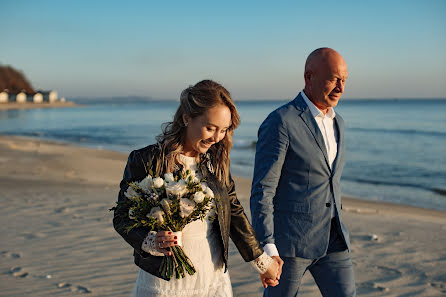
[182,104,232,157]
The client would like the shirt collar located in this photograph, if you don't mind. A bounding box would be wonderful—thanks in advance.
[300,90,336,119]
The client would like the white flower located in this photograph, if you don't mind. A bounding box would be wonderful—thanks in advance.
[147,207,164,223]
[193,176,200,183]
[166,180,187,197]
[164,173,175,183]
[137,175,153,191]
[152,177,164,188]
[129,208,136,219]
[202,185,215,198]
[179,198,195,218]
[193,191,205,203]
[124,186,138,200]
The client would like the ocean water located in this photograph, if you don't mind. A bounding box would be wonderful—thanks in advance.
[1,98,445,211]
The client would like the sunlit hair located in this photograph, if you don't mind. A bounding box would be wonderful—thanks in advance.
[156,79,240,186]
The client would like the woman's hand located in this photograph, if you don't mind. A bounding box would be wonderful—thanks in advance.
[260,256,284,288]
[155,231,182,256]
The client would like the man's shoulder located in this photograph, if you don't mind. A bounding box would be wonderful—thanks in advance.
[265,97,303,122]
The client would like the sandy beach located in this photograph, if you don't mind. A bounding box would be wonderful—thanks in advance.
[0,135,445,297]
[0,102,78,110]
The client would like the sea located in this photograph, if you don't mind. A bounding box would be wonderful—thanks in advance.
[1,98,445,211]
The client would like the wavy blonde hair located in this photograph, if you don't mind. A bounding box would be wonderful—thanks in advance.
[156,80,240,186]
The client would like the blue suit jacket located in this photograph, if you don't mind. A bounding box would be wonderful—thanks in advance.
[250,93,350,259]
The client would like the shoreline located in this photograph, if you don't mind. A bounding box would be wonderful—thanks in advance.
[0,101,80,110]
[1,134,445,296]
[1,133,444,214]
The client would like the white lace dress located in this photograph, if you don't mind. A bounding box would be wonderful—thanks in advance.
[131,154,232,297]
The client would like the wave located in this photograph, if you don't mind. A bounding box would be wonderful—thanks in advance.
[348,127,446,138]
[343,177,446,196]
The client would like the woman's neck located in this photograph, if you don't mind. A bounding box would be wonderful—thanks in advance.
[181,151,198,157]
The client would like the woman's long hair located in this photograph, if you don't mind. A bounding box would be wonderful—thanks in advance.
[155,80,240,186]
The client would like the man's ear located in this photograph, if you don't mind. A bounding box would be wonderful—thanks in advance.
[304,71,312,86]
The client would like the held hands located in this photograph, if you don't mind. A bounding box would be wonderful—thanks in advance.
[260,256,284,288]
[155,231,182,256]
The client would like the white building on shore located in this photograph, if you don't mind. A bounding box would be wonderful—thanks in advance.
[16,91,27,103]
[0,90,8,103]
[32,92,43,103]
[1,89,62,104]
[39,90,58,102]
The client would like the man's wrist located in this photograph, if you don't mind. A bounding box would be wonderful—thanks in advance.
[263,243,279,257]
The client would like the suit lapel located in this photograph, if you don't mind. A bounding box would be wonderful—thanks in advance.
[295,94,331,171]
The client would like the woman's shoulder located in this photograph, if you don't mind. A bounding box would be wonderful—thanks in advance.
[127,143,161,167]
[132,143,161,156]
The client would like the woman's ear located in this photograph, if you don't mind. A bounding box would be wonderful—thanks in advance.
[182,114,190,127]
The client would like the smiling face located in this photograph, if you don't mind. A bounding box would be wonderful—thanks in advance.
[304,49,348,113]
[182,104,232,157]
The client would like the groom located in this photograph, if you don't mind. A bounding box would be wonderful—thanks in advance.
[250,48,356,296]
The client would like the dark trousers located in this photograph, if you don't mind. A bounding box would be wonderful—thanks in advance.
[264,219,356,297]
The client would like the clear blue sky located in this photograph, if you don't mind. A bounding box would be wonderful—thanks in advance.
[1,0,445,99]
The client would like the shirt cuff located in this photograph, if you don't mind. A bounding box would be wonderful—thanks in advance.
[263,243,279,256]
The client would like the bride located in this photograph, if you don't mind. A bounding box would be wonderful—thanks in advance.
[113,80,281,296]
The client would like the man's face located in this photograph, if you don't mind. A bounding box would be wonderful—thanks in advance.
[305,53,348,112]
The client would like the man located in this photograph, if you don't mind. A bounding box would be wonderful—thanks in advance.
[250,48,356,296]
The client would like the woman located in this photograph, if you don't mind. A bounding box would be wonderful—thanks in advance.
[113,80,279,297]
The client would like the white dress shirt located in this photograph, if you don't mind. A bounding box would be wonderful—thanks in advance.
[263,91,339,257]
[301,90,338,168]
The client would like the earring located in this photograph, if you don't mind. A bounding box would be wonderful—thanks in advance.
[184,122,188,127]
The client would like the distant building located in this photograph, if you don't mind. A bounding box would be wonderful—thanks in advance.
[39,90,58,102]
[0,90,8,103]
[16,91,27,103]
[32,92,43,103]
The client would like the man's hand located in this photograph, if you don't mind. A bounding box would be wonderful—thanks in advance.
[272,256,284,279]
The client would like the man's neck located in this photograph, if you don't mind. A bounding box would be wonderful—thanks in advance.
[302,89,330,114]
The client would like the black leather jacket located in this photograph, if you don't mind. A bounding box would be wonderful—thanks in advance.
[113,144,263,280]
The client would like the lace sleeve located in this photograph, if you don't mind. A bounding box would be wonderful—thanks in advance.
[250,251,274,274]
[141,231,164,257]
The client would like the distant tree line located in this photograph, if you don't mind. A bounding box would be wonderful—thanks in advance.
[0,65,35,94]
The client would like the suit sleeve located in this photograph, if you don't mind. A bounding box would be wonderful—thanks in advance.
[250,112,289,246]
[113,150,152,258]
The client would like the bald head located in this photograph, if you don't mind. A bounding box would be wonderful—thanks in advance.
[305,48,346,75]
[303,48,348,113]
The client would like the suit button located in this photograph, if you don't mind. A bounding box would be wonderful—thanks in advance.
[326,202,331,207]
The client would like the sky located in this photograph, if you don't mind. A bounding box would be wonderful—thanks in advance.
[1,0,446,100]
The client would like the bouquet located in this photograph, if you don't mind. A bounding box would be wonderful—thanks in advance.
[111,168,216,280]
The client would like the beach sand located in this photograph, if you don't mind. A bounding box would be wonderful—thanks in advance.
[0,135,445,296]
[0,102,78,110]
